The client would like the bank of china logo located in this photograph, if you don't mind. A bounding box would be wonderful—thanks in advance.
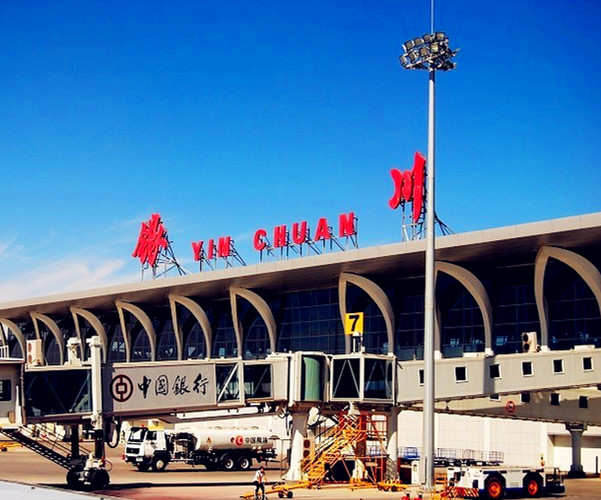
[132,213,168,268]
[388,152,426,223]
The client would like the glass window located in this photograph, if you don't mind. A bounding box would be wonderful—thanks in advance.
[490,265,539,354]
[0,379,11,401]
[553,359,564,374]
[276,288,344,355]
[546,260,601,350]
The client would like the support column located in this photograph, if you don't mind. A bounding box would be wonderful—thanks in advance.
[566,423,587,478]
[69,425,80,459]
[89,336,104,462]
[285,409,309,481]
[386,406,401,480]
[352,413,367,481]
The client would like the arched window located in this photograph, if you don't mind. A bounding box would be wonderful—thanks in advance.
[128,312,151,362]
[546,259,601,349]
[240,298,270,360]
[490,264,539,354]
[346,284,387,354]
[210,300,237,358]
[393,277,425,361]
[102,312,126,363]
[438,275,484,357]
[276,288,344,354]
[150,306,177,361]
[179,304,207,359]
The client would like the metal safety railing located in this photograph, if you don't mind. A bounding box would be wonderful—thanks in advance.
[398,446,504,465]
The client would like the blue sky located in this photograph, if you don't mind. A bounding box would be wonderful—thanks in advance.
[1,1,600,301]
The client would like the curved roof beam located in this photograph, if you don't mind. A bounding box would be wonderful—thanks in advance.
[230,287,276,355]
[436,261,493,356]
[31,312,65,365]
[70,307,108,363]
[115,300,156,362]
[0,318,26,359]
[339,272,395,355]
[169,294,212,360]
[535,246,601,350]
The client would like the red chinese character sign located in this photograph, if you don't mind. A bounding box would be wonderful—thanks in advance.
[388,151,426,223]
[132,213,187,279]
[132,213,168,268]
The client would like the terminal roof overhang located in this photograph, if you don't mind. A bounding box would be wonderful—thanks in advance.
[1,212,600,320]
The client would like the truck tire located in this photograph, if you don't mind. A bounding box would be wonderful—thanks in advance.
[220,454,236,471]
[485,476,504,499]
[524,474,543,497]
[237,455,252,471]
[151,455,169,472]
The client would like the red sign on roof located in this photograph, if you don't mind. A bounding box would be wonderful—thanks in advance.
[132,213,168,268]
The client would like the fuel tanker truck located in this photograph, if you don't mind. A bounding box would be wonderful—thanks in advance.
[123,425,278,472]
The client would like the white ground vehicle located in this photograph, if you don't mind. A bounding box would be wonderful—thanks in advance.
[124,425,278,472]
[447,465,564,499]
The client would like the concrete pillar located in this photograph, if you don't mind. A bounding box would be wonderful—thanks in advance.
[285,410,309,481]
[566,423,587,478]
[386,407,400,480]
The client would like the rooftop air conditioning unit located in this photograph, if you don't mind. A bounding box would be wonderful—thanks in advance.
[26,339,43,366]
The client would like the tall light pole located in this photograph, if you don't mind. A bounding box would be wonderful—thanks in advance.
[400,32,458,490]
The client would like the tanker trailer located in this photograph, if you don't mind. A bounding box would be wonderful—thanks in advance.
[124,425,278,472]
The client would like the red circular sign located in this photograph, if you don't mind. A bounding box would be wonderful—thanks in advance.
[234,435,244,446]
[505,400,516,414]
[110,374,134,403]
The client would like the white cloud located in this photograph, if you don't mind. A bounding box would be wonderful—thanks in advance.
[0,257,139,302]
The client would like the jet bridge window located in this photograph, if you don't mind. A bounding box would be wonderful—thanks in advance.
[553,359,564,374]
[454,366,467,383]
[24,369,91,417]
[244,364,272,400]
[583,357,593,371]
[0,379,11,402]
[489,364,501,379]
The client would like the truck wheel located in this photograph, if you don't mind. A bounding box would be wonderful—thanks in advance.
[485,476,504,499]
[524,475,543,497]
[152,456,168,472]
[135,462,150,472]
[237,455,252,470]
[221,454,236,471]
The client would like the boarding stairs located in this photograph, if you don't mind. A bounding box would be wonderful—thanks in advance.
[0,424,89,470]
[301,412,395,486]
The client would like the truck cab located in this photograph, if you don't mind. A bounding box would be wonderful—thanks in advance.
[124,426,171,471]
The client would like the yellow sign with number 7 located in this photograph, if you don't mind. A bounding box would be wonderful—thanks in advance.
[344,312,364,336]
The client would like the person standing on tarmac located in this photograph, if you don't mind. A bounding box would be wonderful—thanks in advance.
[253,466,268,499]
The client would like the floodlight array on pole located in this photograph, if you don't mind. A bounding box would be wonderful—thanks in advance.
[399,31,458,491]
[400,32,458,71]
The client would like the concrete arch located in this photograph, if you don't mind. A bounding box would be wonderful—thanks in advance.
[338,272,395,355]
[230,286,276,356]
[0,318,26,359]
[70,307,108,363]
[435,261,493,356]
[535,246,601,350]
[169,294,212,360]
[116,300,156,362]
[31,312,65,365]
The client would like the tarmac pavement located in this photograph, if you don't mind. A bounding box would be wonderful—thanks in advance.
[1,442,601,499]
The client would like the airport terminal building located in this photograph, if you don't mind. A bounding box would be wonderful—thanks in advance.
[2,211,601,473]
